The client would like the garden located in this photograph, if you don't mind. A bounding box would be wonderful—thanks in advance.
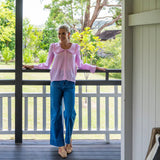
[0,0,122,140]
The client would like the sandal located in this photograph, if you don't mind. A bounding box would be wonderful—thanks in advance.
[66,138,72,154]
[58,146,67,158]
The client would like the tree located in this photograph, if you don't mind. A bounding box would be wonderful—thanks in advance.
[96,33,121,78]
[71,27,104,65]
[23,48,34,64]
[37,50,48,63]
[1,47,14,64]
[41,17,58,51]
[71,27,104,95]
[0,0,15,50]
[23,18,43,58]
[43,0,122,35]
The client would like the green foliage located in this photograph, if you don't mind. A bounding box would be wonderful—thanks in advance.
[96,34,122,78]
[71,27,104,65]
[4,0,15,10]
[41,18,58,51]
[23,48,33,64]
[0,0,15,50]
[109,7,122,26]
[44,0,81,27]
[1,47,14,64]
[37,50,48,63]
[44,0,122,33]
[23,18,43,57]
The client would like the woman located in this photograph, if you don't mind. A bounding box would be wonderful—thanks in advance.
[23,25,105,158]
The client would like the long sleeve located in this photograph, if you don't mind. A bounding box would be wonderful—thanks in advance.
[75,44,96,73]
[34,43,54,69]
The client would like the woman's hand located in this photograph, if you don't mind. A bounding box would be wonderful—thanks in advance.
[23,65,34,70]
[96,66,106,72]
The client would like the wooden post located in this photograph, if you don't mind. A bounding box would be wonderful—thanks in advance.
[121,0,133,159]
[15,0,23,143]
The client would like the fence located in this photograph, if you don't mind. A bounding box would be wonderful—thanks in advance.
[0,69,121,142]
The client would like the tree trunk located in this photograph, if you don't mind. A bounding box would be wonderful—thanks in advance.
[95,13,121,36]
[82,0,91,30]
[82,0,122,33]
[88,0,102,28]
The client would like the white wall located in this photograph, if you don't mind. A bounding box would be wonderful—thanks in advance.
[130,0,160,159]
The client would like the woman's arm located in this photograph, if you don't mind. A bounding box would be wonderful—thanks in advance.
[96,66,106,71]
[23,64,34,69]
[75,44,106,72]
[23,43,54,70]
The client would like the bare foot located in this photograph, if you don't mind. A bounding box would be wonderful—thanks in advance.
[66,139,72,154]
[58,146,67,158]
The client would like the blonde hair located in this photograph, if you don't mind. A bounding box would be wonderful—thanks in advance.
[58,24,70,33]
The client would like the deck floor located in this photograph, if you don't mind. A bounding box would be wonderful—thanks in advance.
[0,140,121,160]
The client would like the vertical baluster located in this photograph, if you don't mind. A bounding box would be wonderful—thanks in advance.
[114,86,118,131]
[88,97,91,131]
[25,97,28,131]
[97,85,100,131]
[105,97,110,143]
[0,97,3,130]
[43,86,46,131]
[34,97,37,131]
[8,97,11,131]
[79,86,82,131]
[106,70,109,81]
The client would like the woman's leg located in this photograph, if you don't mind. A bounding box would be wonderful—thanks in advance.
[50,81,65,147]
[63,81,76,145]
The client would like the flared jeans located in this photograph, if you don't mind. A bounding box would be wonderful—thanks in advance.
[50,80,76,147]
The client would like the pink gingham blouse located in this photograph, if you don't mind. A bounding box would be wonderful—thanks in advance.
[34,43,96,82]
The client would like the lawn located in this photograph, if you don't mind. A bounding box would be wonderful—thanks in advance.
[0,62,121,140]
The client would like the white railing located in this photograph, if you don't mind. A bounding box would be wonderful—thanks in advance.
[0,84,121,142]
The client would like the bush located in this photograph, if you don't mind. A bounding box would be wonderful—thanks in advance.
[71,27,104,65]
[96,34,122,79]
[1,47,14,64]
[37,50,48,63]
[23,48,33,64]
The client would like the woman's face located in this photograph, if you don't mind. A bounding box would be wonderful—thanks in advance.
[58,29,70,42]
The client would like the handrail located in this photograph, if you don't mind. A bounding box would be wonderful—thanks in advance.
[0,69,121,143]
[0,69,121,85]
[0,69,121,72]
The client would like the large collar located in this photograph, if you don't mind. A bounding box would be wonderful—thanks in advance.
[54,43,75,54]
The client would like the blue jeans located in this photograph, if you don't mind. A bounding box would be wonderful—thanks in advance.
[50,80,76,147]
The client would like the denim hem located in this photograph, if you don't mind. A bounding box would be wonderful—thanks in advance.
[50,139,65,147]
[65,139,71,145]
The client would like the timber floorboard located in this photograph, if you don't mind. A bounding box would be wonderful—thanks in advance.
[0,140,121,160]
